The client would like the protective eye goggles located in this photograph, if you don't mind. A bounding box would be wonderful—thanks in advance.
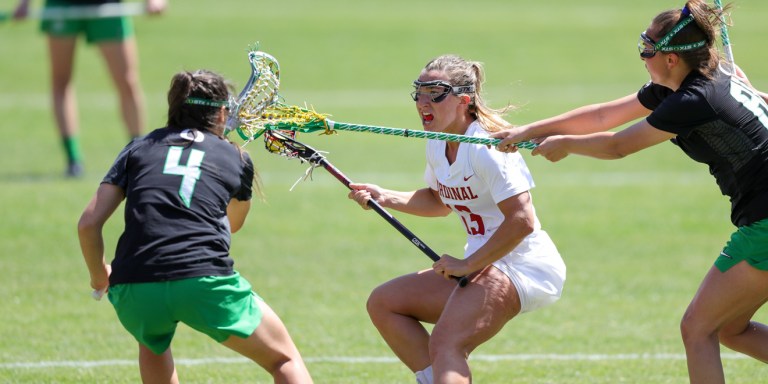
[410,80,475,103]
[637,13,707,58]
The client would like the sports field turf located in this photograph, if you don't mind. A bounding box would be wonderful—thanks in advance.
[1,0,766,382]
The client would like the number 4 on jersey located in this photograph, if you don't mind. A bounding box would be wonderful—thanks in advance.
[164,146,205,208]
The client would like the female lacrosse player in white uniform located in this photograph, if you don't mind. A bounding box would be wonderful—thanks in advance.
[78,70,313,383]
[348,54,565,384]
[494,1,768,383]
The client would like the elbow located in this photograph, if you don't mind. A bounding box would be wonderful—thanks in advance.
[606,132,649,159]
[514,215,536,238]
[230,220,244,234]
[603,141,635,160]
[505,216,535,239]
[77,214,102,237]
[421,203,452,217]
[227,199,251,234]
[229,215,247,234]
[611,146,641,159]
[520,220,535,238]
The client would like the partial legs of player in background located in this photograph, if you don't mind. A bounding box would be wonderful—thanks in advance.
[98,37,145,139]
[47,36,82,177]
[47,35,145,177]
[137,300,313,384]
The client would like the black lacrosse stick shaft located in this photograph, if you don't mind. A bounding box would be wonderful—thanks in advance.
[313,156,469,287]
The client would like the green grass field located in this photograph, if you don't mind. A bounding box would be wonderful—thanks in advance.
[1,0,767,382]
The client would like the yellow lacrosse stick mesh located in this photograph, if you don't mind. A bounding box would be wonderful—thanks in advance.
[240,102,337,146]
[264,129,296,154]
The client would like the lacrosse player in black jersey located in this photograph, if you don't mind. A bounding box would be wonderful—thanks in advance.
[78,69,313,383]
[494,1,768,383]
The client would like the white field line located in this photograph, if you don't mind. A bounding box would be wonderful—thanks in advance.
[0,353,748,369]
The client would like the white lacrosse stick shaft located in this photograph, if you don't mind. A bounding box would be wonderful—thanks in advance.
[714,0,735,67]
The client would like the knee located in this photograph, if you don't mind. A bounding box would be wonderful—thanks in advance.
[366,286,388,320]
[111,69,141,94]
[679,310,698,343]
[428,328,466,362]
[117,76,142,96]
[266,355,303,378]
[427,337,445,362]
[679,309,717,346]
[427,340,467,366]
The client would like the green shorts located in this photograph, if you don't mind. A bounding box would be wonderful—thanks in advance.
[108,272,263,355]
[40,0,134,43]
[716,218,768,272]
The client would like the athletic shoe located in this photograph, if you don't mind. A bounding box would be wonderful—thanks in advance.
[66,162,84,178]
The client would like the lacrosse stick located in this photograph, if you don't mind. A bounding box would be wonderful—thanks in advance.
[713,0,735,70]
[0,2,146,22]
[233,102,537,150]
[224,48,281,136]
[263,130,469,287]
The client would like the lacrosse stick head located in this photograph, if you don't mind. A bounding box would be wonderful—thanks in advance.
[237,102,336,143]
[225,49,281,139]
[263,130,326,165]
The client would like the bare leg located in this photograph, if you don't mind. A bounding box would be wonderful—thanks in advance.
[47,36,78,139]
[681,262,768,384]
[430,266,520,384]
[222,300,313,384]
[138,344,178,384]
[98,38,145,138]
[47,36,82,175]
[366,270,455,372]
[720,313,768,362]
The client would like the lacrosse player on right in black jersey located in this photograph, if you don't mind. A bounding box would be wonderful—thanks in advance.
[494,2,768,383]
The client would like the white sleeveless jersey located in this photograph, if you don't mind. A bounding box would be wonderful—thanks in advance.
[424,121,541,258]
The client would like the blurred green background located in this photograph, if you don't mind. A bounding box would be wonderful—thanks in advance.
[1,0,766,382]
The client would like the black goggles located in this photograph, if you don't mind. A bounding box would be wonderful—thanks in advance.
[410,80,475,103]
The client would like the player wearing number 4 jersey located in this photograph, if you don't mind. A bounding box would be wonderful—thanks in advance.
[77,70,313,383]
[493,1,768,383]
[349,54,565,384]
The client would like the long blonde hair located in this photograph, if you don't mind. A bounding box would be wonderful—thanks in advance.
[421,54,515,132]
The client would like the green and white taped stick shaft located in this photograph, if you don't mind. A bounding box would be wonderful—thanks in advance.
[713,0,735,66]
[263,119,538,150]
[325,119,538,149]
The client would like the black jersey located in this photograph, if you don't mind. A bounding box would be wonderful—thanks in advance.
[638,70,768,227]
[103,127,254,285]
